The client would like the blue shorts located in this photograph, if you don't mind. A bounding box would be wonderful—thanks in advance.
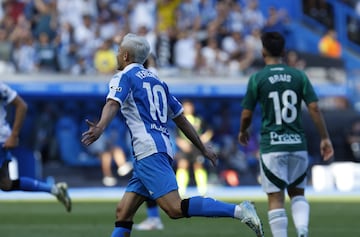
[126,153,178,200]
[0,145,12,167]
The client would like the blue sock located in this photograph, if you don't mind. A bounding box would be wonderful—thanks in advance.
[19,177,52,193]
[188,196,236,217]
[147,206,160,218]
[111,227,131,237]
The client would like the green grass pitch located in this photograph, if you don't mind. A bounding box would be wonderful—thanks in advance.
[0,197,359,237]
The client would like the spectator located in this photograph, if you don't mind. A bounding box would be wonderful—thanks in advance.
[196,0,217,40]
[1,1,18,37]
[228,0,244,33]
[155,0,181,67]
[242,0,265,35]
[31,0,58,41]
[200,37,229,76]
[12,35,38,73]
[2,0,25,25]
[176,0,201,33]
[56,21,77,72]
[8,14,31,43]
[35,31,59,72]
[70,55,94,75]
[262,6,291,39]
[74,14,99,65]
[96,1,121,42]
[136,25,157,56]
[173,30,197,73]
[93,39,117,74]
[128,0,156,34]
[209,1,232,40]
[318,29,342,58]
[222,30,254,76]
[0,28,15,73]
[245,27,263,61]
[57,0,97,28]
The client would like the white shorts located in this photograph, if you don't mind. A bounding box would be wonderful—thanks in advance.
[260,151,309,193]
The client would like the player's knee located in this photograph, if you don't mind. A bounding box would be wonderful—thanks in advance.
[114,203,133,221]
[164,209,183,219]
[162,203,183,219]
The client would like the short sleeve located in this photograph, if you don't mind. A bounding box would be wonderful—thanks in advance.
[241,74,258,111]
[106,72,131,105]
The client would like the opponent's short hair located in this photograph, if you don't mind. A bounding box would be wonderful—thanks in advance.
[261,32,285,57]
[121,33,150,64]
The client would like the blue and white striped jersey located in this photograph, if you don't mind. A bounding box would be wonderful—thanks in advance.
[107,63,183,160]
[0,82,17,143]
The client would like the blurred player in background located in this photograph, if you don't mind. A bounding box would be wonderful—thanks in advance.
[0,82,72,212]
[238,32,334,237]
[81,33,264,237]
[175,99,213,197]
[87,123,133,187]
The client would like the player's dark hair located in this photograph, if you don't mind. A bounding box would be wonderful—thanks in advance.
[261,32,285,57]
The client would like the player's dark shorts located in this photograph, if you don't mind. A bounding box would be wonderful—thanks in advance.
[176,146,204,163]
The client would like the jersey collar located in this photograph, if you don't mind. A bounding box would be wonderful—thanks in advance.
[123,63,144,73]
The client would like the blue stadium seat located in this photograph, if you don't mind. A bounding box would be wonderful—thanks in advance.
[55,116,99,166]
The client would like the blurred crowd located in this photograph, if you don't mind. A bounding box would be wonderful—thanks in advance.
[0,0,293,77]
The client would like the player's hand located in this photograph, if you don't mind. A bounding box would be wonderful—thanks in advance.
[238,131,249,146]
[202,144,217,167]
[81,119,103,146]
[2,134,19,149]
[320,138,334,161]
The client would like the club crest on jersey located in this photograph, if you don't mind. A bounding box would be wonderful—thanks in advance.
[110,86,122,92]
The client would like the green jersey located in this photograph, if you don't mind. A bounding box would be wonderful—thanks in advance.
[241,64,318,153]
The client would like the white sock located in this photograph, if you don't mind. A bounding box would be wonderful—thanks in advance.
[268,208,288,237]
[291,196,309,237]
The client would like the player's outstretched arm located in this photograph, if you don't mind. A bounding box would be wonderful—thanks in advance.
[81,99,120,146]
[173,114,217,166]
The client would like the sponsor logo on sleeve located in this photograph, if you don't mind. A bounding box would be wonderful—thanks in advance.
[110,86,122,92]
